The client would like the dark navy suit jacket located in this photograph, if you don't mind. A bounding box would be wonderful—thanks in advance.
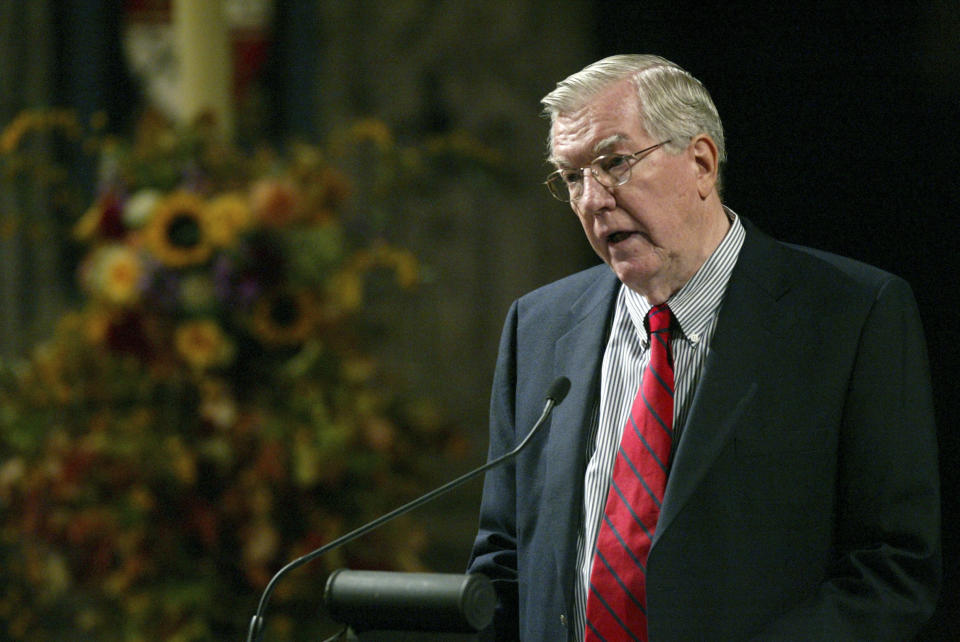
[467,219,940,640]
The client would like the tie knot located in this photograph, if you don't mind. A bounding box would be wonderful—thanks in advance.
[646,304,672,335]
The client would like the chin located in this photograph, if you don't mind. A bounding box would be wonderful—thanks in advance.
[612,257,658,288]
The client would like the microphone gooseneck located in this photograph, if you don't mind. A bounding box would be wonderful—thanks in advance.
[246,376,571,642]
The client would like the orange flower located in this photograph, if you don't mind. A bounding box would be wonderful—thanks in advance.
[250,178,302,227]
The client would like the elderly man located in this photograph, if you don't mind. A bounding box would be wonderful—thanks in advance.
[467,54,939,641]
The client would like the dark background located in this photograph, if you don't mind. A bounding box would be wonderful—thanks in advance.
[594,3,958,637]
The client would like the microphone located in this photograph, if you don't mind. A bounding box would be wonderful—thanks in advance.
[246,376,571,641]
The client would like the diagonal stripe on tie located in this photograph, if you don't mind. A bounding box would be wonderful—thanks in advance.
[586,618,609,642]
[648,362,674,397]
[602,510,650,569]
[596,549,647,613]
[640,386,672,437]
[630,416,668,472]
[588,582,644,642]
[616,449,662,509]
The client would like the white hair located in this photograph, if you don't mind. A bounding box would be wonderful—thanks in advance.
[542,54,726,188]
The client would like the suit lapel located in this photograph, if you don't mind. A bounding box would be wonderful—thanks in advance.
[655,221,794,543]
[544,268,619,597]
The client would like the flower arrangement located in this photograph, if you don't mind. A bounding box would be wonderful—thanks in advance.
[0,110,501,640]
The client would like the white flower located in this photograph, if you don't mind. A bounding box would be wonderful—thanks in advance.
[123,189,163,228]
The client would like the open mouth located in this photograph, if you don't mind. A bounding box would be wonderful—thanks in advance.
[607,231,634,244]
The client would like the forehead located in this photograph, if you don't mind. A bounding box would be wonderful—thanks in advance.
[549,80,646,166]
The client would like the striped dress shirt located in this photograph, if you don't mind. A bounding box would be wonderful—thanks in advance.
[570,210,745,640]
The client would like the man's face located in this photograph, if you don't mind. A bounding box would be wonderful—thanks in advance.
[549,80,723,303]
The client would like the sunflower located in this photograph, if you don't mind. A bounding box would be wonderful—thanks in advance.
[251,290,317,345]
[173,319,234,371]
[144,191,214,268]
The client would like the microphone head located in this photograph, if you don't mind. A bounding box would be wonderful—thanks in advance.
[546,376,571,405]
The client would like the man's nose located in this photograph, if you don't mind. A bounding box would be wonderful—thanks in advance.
[577,170,615,214]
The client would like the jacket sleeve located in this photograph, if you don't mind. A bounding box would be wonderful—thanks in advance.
[467,300,521,641]
[755,276,941,640]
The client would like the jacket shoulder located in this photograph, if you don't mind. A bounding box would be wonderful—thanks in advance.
[517,263,615,310]
[741,219,908,301]
[785,243,903,292]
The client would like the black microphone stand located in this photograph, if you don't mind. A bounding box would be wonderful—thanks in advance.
[246,376,570,642]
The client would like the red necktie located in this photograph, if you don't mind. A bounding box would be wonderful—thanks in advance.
[585,304,674,642]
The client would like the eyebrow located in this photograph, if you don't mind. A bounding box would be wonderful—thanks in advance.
[549,133,631,168]
[592,134,629,156]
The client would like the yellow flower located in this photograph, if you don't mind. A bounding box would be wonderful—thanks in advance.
[205,192,252,246]
[251,290,317,345]
[174,319,234,370]
[82,244,145,306]
[144,191,214,268]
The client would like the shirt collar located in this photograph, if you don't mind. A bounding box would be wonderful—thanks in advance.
[623,207,745,345]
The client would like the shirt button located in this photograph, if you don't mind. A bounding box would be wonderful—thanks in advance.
[560,614,567,627]
[689,332,700,343]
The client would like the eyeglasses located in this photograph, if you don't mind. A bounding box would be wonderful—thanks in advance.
[544,140,672,202]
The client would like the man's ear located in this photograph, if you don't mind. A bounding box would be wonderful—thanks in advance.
[691,134,719,199]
